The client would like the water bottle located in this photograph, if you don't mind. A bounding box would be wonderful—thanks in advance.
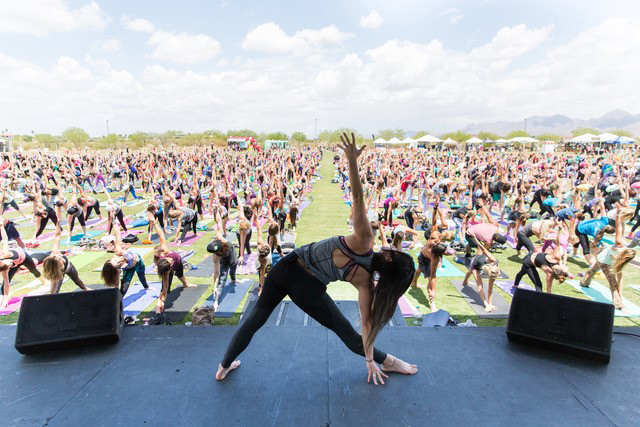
[413,306,423,325]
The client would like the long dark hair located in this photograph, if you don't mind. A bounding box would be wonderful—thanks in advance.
[367,250,415,351]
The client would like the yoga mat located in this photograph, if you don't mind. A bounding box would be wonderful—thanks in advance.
[64,230,103,244]
[566,280,640,317]
[450,280,511,319]
[171,231,206,247]
[94,217,133,231]
[494,280,534,297]
[149,229,177,244]
[236,252,259,275]
[162,284,209,323]
[397,295,415,318]
[0,279,55,315]
[70,251,107,270]
[436,257,466,277]
[454,256,509,279]
[145,250,196,274]
[125,199,146,207]
[130,218,149,228]
[123,282,161,317]
[86,218,107,228]
[185,257,214,277]
[203,279,254,318]
[281,231,297,244]
[631,284,640,293]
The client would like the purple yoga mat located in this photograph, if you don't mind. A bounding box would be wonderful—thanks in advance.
[397,296,415,317]
[171,232,206,247]
[236,252,259,275]
[495,280,534,297]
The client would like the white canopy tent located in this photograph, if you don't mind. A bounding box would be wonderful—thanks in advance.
[443,138,457,146]
[416,134,443,144]
[402,137,417,148]
[509,136,539,143]
[569,133,598,143]
[597,132,620,143]
[494,138,508,144]
[466,137,483,144]
[387,137,404,144]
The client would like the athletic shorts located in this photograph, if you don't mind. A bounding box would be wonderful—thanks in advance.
[465,232,479,249]
[417,253,431,278]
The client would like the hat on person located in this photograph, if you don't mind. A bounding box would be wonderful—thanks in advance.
[207,239,223,253]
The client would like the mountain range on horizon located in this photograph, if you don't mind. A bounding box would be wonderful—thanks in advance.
[459,109,640,137]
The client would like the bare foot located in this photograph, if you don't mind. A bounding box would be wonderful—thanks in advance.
[216,361,241,380]
[381,355,418,375]
[183,283,197,288]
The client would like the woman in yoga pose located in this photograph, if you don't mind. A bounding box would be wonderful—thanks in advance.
[216,133,418,385]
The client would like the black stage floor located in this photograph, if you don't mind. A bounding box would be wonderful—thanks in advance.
[1,325,639,426]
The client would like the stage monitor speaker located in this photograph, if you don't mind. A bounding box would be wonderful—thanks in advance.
[507,288,614,363]
[15,288,124,354]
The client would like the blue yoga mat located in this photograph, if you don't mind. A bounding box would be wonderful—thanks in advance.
[566,280,640,317]
[123,282,161,317]
[437,257,466,277]
[130,218,149,228]
[67,230,103,243]
[207,279,254,318]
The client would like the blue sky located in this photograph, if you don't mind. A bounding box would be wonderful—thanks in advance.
[1,0,639,136]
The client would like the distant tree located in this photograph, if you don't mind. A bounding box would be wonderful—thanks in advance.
[377,128,406,140]
[266,131,289,140]
[318,128,364,144]
[204,130,226,141]
[571,127,600,137]
[536,133,564,142]
[291,131,307,142]
[611,129,634,138]
[158,130,181,147]
[440,130,471,142]
[128,131,149,147]
[62,127,89,149]
[506,130,530,139]
[412,130,430,139]
[477,131,501,141]
[35,133,59,149]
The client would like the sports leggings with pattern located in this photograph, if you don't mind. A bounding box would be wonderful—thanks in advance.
[220,251,387,368]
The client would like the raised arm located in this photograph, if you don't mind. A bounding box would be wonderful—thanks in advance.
[340,133,372,250]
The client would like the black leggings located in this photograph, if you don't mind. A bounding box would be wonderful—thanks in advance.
[236,229,252,257]
[107,210,128,235]
[179,217,198,241]
[85,202,101,220]
[35,209,58,238]
[574,230,590,255]
[513,253,543,292]
[516,230,535,253]
[6,253,41,294]
[69,214,86,233]
[221,252,387,368]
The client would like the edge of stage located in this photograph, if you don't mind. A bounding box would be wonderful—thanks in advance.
[1,325,639,426]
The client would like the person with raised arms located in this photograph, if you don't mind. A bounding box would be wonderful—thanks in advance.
[215,133,418,385]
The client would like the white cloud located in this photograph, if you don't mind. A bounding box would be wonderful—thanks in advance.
[122,16,155,33]
[149,31,222,64]
[97,39,120,54]
[1,19,640,137]
[0,0,108,36]
[359,10,383,29]
[242,22,354,55]
[439,8,463,24]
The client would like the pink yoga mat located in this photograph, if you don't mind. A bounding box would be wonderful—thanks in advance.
[0,296,23,316]
[94,217,133,231]
[236,253,258,275]
[398,296,415,317]
[171,232,206,247]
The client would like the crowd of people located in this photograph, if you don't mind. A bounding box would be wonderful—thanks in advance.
[1,136,639,383]
[0,145,321,322]
[334,144,639,314]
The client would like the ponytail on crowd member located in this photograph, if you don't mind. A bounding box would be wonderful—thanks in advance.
[482,263,501,279]
[368,250,415,352]
[551,265,570,283]
[157,258,172,278]
[612,248,636,274]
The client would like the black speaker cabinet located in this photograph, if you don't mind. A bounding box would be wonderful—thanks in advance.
[507,288,614,363]
[15,288,124,354]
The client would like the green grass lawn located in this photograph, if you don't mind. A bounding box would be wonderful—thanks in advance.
[3,154,640,327]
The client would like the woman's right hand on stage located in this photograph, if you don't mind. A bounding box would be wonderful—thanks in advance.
[366,360,388,386]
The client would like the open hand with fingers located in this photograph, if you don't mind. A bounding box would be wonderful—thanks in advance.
[366,360,388,386]
[338,132,365,161]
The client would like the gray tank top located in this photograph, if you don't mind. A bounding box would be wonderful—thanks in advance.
[294,236,373,284]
